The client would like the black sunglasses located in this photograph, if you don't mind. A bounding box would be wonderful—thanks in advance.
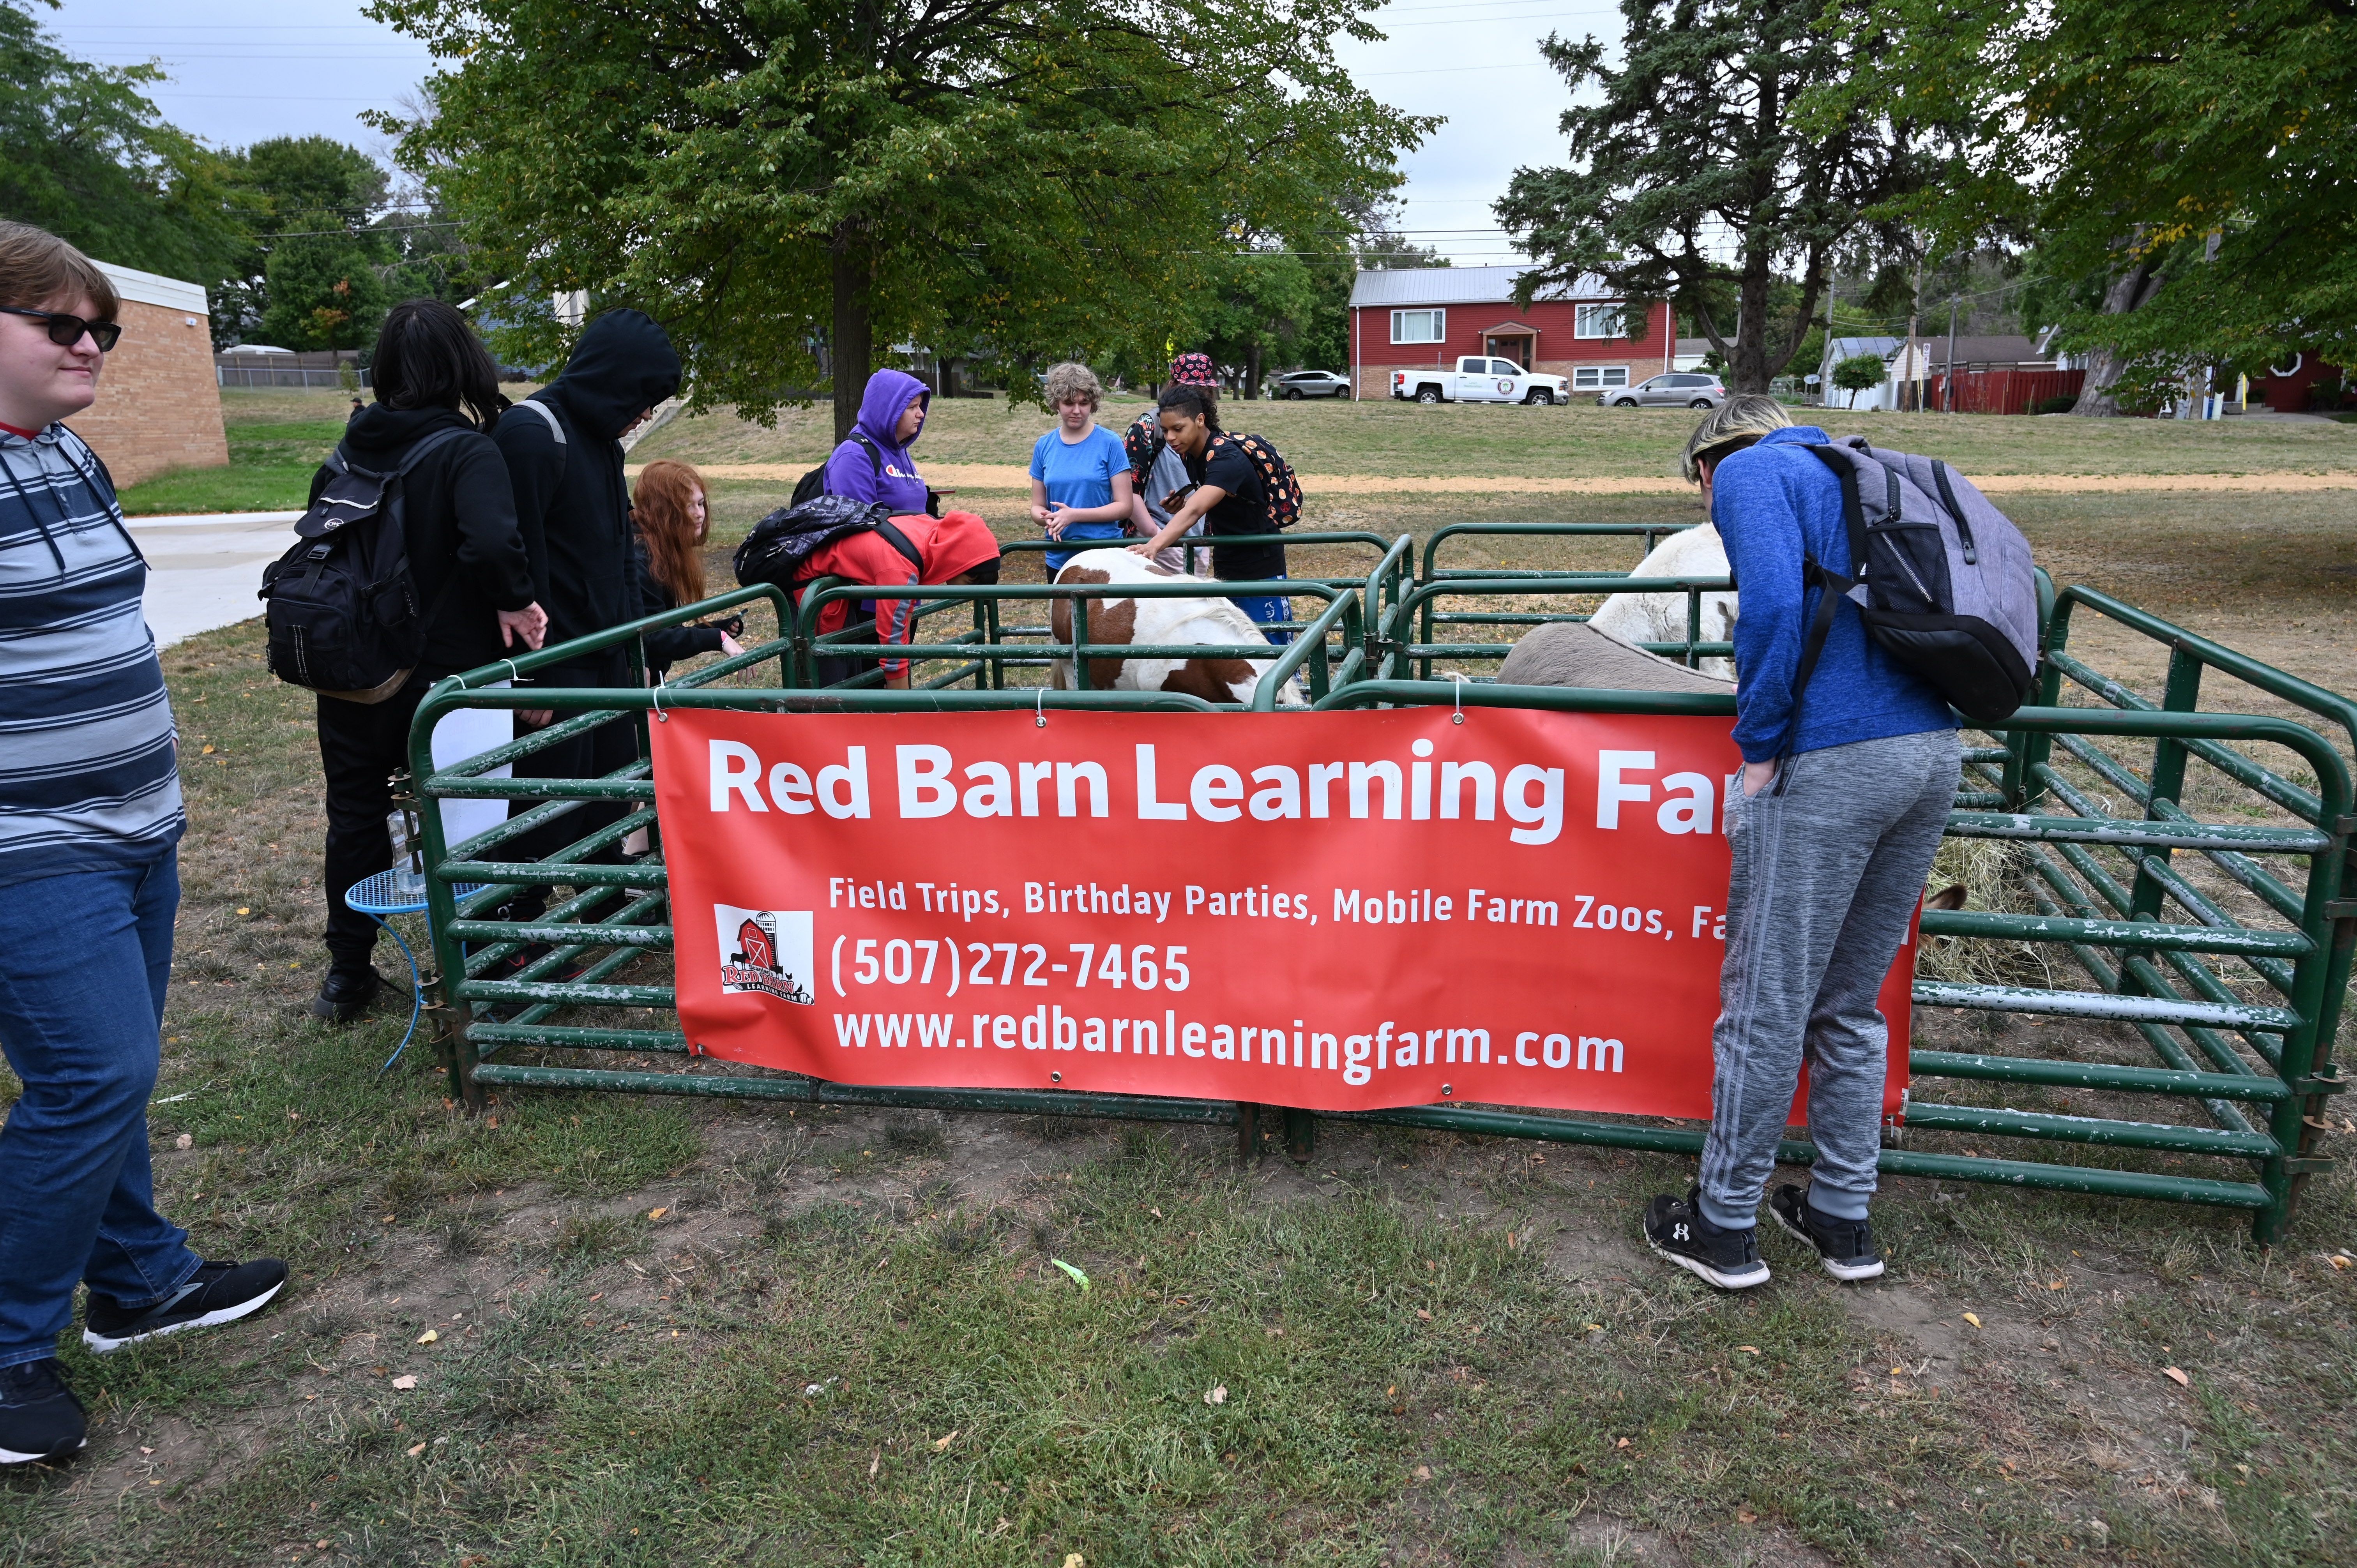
[0,306,122,352]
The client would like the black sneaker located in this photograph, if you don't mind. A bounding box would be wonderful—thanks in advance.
[310,965,383,1023]
[1769,1184,1885,1281]
[1644,1187,1769,1290]
[0,1360,85,1464]
[82,1259,289,1354]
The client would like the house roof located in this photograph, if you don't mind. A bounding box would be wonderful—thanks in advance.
[1925,334,2052,367]
[94,259,208,315]
[1478,319,1541,335]
[1348,265,1616,309]
[1827,335,1903,363]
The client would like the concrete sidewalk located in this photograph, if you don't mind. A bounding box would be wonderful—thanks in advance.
[127,510,301,648]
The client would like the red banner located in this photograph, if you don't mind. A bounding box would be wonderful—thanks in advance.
[651,709,1912,1119]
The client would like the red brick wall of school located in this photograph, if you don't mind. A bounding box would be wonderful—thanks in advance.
[69,298,229,488]
[1349,299,1676,398]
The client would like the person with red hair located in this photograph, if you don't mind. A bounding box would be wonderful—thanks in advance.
[630,459,743,680]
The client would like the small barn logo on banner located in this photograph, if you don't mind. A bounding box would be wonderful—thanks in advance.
[715,905,815,1005]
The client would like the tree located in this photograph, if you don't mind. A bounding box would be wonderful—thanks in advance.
[0,0,245,288]
[368,0,1433,440]
[1832,351,1885,393]
[214,136,394,345]
[258,234,390,351]
[1818,0,2357,414]
[1494,0,1927,392]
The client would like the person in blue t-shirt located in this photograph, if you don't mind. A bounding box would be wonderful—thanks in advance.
[1028,362,1133,573]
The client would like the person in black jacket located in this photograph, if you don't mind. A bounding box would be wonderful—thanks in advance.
[309,300,547,1020]
[492,308,682,870]
[632,459,744,680]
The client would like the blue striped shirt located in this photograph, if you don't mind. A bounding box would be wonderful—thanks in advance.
[0,424,184,886]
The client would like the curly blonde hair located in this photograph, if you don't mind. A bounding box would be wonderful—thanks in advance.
[1681,394,1792,484]
[1042,361,1102,410]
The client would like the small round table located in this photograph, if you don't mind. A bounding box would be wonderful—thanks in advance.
[343,869,484,1072]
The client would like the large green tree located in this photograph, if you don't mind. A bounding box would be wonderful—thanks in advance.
[1816,0,2357,413]
[367,0,1432,438]
[213,136,395,345]
[0,0,245,289]
[1494,0,1928,392]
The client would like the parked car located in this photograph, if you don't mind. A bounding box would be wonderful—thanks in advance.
[1601,372,1726,409]
[1391,358,1571,406]
[1270,369,1350,399]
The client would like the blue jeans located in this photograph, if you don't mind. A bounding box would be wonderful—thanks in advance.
[1226,574,1295,646]
[0,851,200,1367]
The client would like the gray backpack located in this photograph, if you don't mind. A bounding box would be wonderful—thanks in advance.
[1796,437,2039,724]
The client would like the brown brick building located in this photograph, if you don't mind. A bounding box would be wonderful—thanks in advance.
[68,261,228,488]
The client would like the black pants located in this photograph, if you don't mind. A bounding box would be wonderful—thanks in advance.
[504,651,642,874]
[316,673,440,974]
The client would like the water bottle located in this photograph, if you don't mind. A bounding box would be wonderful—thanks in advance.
[387,807,427,904]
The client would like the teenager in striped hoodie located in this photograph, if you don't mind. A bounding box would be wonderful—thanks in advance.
[0,223,285,1465]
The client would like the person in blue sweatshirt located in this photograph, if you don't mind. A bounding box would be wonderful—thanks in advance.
[1643,396,1959,1292]
[824,367,934,515]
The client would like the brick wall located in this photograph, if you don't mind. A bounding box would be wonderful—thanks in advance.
[69,295,229,488]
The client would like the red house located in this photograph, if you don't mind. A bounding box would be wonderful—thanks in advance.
[1346,266,1676,400]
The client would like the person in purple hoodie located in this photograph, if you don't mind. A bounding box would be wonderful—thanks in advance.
[823,368,935,514]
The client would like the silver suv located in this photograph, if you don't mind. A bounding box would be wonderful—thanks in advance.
[1603,373,1727,409]
[1271,369,1350,399]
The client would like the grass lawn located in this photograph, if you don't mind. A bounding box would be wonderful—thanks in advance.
[114,390,368,517]
[631,390,2357,482]
[4,485,2355,1565]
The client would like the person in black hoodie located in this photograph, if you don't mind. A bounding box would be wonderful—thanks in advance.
[309,300,547,1021]
[492,310,681,871]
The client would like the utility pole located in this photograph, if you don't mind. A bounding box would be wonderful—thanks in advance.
[1903,252,1924,412]
[1944,292,1961,412]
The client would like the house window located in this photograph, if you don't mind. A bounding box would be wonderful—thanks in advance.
[1391,309,1445,344]
[1573,366,1630,389]
[1574,304,1626,339]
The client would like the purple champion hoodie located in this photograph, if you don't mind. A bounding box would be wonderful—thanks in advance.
[823,368,931,513]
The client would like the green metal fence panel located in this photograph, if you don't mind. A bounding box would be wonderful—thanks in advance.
[397,547,2353,1243]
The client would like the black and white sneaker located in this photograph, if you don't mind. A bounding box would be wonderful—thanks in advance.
[1644,1187,1769,1290]
[82,1258,289,1354]
[1769,1184,1885,1281]
[0,1360,86,1464]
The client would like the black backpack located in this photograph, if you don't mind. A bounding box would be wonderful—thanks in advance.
[258,427,468,703]
[792,432,883,508]
[732,493,923,600]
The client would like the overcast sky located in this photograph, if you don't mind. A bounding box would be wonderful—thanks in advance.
[48,0,1623,265]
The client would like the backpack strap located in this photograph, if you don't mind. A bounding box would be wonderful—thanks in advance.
[849,430,885,477]
[1929,460,1978,564]
[1775,445,1877,790]
[515,398,567,446]
[873,517,924,571]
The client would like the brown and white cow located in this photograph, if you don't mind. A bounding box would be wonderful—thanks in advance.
[1048,548,1308,706]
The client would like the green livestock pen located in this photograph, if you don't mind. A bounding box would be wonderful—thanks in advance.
[393,531,2352,1244]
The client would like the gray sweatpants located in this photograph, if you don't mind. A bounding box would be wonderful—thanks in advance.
[1697,729,1961,1232]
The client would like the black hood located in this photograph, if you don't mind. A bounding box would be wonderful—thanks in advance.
[339,402,476,464]
[544,309,682,441]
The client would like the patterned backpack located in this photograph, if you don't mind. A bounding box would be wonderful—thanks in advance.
[1212,431,1303,531]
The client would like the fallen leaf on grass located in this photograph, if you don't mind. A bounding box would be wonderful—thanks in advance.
[406,1443,426,1457]
[2048,1279,2067,1290]
[868,1450,880,1479]
[1615,1437,1631,1449]
[1415,1308,1432,1321]
[1412,1466,1431,1481]
[174,1133,192,1150]
[1735,1346,1760,1355]
[1051,1259,1091,1292]
[2162,1367,2191,1388]
[931,1430,958,1451]
[1584,1323,1604,1333]
[416,1330,438,1344]
[2330,1254,2352,1271]
[1963,1312,1982,1328]
[1062,1556,1085,1568]
[1738,1510,1758,1524]
[390,1375,417,1390]
[1148,1207,1163,1218]
[1203,1385,1227,1406]
[647,1207,668,1220]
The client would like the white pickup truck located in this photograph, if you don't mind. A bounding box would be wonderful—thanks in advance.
[1391,357,1569,406]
